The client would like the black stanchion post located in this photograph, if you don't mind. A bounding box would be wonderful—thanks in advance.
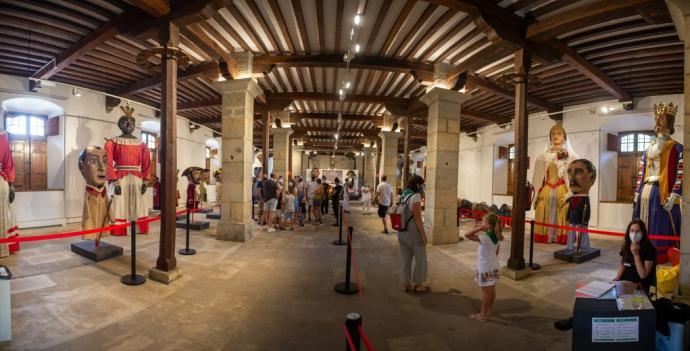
[179,209,196,255]
[344,313,362,351]
[121,220,146,285]
[529,220,541,270]
[333,206,346,245]
[335,226,359,294]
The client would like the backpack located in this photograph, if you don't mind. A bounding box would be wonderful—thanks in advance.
[390,193,415,232]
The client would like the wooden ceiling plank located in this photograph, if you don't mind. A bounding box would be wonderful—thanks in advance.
[226,2,268,53]
[245,0,281,54]
[290,0,311,54]
[465,74,561,112]
[379,0,416,56]
[420,16,472,62]
[316,0,326,53]
[364,0,393,55]
[394,3,438,58]
[267,0,295,53]
[405,8,456,61]
[125,0,170,17]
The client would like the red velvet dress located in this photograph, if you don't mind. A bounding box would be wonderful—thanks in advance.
[0,133,18,256]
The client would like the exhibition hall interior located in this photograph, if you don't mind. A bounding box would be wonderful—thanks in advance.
[1,0,690,350]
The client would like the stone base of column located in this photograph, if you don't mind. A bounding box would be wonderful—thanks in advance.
[148,267,181,284]
[429,227,459,245]
[501,266,530,281]
[217,221,254,242]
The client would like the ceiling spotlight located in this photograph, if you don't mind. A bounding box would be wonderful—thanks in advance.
[72,88,81,97]
[354,44,360,53]
[601,106,609,114]
[339,89,344,96]
[354,15,362,26]
[335,133,339,140]
[345,81,351,89]
[343,52,350,62]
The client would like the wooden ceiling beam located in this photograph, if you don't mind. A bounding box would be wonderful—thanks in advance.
[265,92,410,105]
[464,73,561,112]
[291,0,311,54]
[112,61,217,96]
[290,112,383,122]
[125,0,170,17]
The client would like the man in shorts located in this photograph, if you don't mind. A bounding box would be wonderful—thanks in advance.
[262,173,278,232]
[376,175,393,234]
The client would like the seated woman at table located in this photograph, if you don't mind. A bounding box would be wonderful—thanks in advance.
[554,219,657,331]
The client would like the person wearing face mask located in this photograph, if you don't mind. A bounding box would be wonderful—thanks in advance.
[554,219,657,331]
[397,175,430,293]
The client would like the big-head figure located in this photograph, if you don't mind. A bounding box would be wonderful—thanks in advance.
[182,167,206,209]
[0,127,17,257]
[78,146,110,245]
[633,102,682,263]
[565,159,596,252]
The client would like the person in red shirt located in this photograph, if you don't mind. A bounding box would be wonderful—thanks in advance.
[0,130,17,257]
[105,106,151,235]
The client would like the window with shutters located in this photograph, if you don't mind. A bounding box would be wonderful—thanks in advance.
[5,113,48,191]
[141,131,158,181]
[617,131,654,202]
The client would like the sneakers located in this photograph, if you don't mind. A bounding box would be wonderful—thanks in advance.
[382,229,389,234]
[267,227,276,233]
[554,318,573,331]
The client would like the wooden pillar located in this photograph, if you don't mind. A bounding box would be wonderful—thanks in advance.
[402,117,411,187]
[262,110,271,175]
[506,49,532,277]
[150,21,180,284]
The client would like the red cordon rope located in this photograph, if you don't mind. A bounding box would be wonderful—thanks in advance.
[343,325,358,351]
[0,208,201,244]
[357,325,376,351]
[458,208,680,241]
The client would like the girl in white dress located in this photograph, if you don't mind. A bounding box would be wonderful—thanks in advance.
[361,184,371,214]
[465,212,503,321]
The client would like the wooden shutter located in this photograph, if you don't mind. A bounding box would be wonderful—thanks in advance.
[617,154,636,201]
[30,140,47,190]
[10,139,28,190]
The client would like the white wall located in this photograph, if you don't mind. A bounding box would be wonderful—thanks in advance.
[456,94,684,231]
[0,74,218,227]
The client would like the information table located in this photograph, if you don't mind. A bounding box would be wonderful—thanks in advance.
[572,281,656,351]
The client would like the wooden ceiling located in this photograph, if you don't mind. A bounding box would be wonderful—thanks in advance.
[0,0,683,153]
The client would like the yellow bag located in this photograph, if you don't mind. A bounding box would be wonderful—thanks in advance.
[657,265,680,297]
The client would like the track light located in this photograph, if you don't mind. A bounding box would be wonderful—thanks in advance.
[345,81,351,89]
[335,133,339,140]
[72,87,82,97]
[354,44,360,53]
[354,15,361,26]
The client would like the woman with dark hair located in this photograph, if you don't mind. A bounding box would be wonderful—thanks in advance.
[614,219,657,294]
[555,219,657,331]
[398,175,430,293]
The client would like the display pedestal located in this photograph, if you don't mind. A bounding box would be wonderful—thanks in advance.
[176,220,210,230]
[207,212,221,220]
[197,208,213,214]
[70,241,123,262]
[176,213,185,221]
[554,248,601,264]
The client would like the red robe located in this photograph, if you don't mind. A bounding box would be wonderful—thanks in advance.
[0,133,18,254]
[104,137,151,181]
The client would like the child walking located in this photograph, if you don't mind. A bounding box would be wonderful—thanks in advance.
[465,212,503,322]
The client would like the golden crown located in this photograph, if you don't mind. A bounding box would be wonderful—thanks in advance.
[119,105,135,118]
[654,102,678,118]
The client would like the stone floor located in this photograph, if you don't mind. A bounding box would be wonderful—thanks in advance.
[0,204,631,351]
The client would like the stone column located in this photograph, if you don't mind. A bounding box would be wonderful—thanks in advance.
[363,146,376,187]
[216,78,263,242]
[291,144,303,178]
[272,127,292,186]
[421,87,469,245]
[378,131,400,190]
[667,0,690,291]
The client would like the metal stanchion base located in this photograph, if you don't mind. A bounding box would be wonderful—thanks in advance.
[530,263,542,270]
[334,282,359,295]
[121,274,146,286]
[178,248,196,255]
[332,239,347,246]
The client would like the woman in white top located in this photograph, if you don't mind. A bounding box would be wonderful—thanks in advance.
[465,212,503,322]
[361,184,372,214]
[343,182,352,213]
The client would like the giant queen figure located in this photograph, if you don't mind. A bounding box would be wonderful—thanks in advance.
[105,106,151,235]
[0,129,17,258]
[533,124,578,244]
[633,103,682,263]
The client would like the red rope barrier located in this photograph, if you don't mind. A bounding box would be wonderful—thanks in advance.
[343,325,358,351]
[458,208,680,241]
[357,325,376,351]
[0,208,202,244]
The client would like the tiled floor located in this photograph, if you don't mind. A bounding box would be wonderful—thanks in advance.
[0,204,631,350]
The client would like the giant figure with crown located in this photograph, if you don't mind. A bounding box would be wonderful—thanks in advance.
[105,106,151,235]
[633,103,682,263]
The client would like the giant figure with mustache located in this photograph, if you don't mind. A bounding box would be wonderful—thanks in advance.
[633,103,682,263]
[78,146,110,246]
[565,159,596,253]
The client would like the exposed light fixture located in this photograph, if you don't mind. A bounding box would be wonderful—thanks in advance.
[354,44,360,53]
[339,89,344,96]
[72,87,81,97]
[345,81,351,89]
[354,15,361,26]
[459,87,467,93]
[335,133,339,140]
[601,106,609,114]
[217,74,226,82]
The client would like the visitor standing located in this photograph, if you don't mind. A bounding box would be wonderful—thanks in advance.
[307,176,319,222]
[321,176,330,218]
[284,186,296,230]
[262,173,278,232]
[296,177,306,226]
[465,212,503,322]
[376,175,393,234]
[343,182,353,213]
[332,178,343,225]
[361,183,372,215]
[398,175,430,293]
[256,174,265,225]
[312,178,324,224]
[275,184,284,230]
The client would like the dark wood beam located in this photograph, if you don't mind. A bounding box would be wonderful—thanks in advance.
[125,0,170,17]
[292,126,381,134]
[464,74,561,112]
[550,40,632,101]
[112,61,218,96]
[253,54,435,81]
[290,112,383,123]
[265,92,410,105]
[178,98,221,111]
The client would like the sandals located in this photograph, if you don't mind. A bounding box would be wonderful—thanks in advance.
[412,285,431,293]
[470,313,488,322]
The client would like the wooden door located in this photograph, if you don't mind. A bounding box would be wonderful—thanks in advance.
[30,140,47,189]
[617,154,637,201]
[10,139,28,190]
[507,160,515,195]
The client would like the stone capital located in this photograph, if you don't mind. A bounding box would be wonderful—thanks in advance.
[215,78,263,98]
[272,127,293,139]
[420,88,470,107]
[379,130,401,140]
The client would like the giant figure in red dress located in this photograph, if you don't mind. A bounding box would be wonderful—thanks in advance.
[105,106,151,235]
[0,131,18,257]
